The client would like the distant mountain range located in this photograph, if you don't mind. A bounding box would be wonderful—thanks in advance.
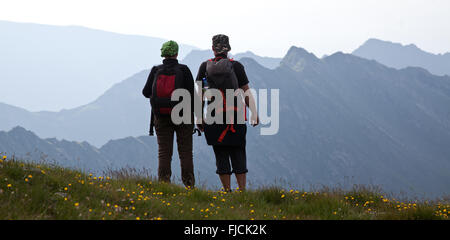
[2,45,450,197]
[233,51,282,70]
[0,20,283,112]
[0,126,273,188]
[0,69,150,147]
[0,20,197,111]
[0,48,281,147]
[353,38,450,76]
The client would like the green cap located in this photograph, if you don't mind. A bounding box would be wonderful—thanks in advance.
[161,40,179,57]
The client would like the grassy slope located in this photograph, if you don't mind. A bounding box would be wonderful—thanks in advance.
[0,156,449,220]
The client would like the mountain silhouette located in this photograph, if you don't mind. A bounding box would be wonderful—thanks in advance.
[0,20,197,111]
[353,38,450,76]
[0,70,150,147]
[233,51,282,70]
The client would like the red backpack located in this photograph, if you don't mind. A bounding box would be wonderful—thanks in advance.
[150,64,184,116]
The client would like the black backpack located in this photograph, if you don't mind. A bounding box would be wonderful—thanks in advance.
[205,58,239,91]
[203,58,247,146]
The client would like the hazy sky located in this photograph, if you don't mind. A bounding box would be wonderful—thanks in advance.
[1,0,449,58]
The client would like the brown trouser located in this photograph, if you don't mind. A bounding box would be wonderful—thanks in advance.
[154,115,195,187]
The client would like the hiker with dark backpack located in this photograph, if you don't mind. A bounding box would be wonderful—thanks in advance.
[196,34,259,192]
[142,40,196,188]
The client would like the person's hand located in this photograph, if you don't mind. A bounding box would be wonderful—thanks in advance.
[251,115,259,127]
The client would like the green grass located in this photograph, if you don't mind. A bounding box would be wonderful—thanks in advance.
[0,155,449,220]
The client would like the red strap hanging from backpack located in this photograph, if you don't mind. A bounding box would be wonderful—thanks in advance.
[218,124,236,143]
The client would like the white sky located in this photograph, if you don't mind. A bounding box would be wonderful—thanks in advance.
[1,0,449,58]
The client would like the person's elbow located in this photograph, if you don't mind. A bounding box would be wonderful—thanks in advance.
[142,88,151,98]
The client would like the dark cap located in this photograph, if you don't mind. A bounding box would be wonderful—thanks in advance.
[212,34,231,55]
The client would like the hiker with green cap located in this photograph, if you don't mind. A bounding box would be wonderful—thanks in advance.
[142,40,196,188]
[196,34,259,192]
[160,40,179,57]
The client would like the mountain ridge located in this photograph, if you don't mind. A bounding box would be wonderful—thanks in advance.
[0,20,198,111]
[352,38,450,76]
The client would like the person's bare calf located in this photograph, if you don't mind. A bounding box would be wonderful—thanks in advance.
[235,173,246,191]
[219,174,231,192]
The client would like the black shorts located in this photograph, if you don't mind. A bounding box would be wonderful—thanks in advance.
[212,145,248,175]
